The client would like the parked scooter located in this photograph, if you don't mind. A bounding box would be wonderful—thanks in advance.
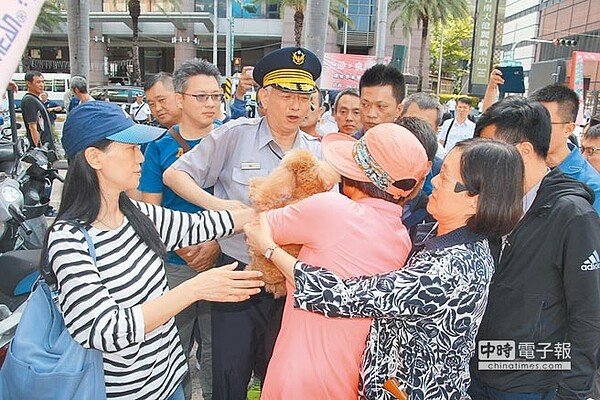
[0,88,62,367]
[0,176,41,367]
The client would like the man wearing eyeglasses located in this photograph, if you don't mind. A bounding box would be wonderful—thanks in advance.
[164,47,322,400]
[472,96,600,400]
[529,84,600,213]
[581,124,600,173]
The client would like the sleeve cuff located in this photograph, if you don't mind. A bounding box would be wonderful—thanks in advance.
[131,305,146,342]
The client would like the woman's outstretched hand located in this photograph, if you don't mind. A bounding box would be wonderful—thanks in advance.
[190,262,264,302]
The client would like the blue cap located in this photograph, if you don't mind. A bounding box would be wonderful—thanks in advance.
[62,101,165,160]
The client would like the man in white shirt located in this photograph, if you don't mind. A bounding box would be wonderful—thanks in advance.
[439,97,475,151]
[130,92,151,124]
[446,97,456,117]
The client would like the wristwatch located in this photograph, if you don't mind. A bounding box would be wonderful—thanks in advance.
[264,244,279,261]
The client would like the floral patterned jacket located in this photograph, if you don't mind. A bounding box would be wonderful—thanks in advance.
[293,227,493,399]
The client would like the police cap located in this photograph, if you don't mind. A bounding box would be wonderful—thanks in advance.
[253,47,321,94]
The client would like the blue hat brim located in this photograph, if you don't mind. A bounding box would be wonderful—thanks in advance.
[106,123,165,145]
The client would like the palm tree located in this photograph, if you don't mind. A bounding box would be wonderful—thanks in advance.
[128,0,142,85]
[37,0,64,32]
[22,1,66,72]
[388,0,469,92]
[269,0,352,47]
[304,0,331,61]
[126,0,179,85]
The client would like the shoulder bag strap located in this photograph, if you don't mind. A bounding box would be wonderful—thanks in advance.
[42,223,96,296]
[133,102,146,120]
[168,127,192,153]
[77,226,96,265]
[442,118,455,148]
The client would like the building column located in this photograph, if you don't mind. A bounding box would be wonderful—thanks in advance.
[89,28,108,86]
[174,25,197,69]
[89,0,107,86]
[173,0,196,69]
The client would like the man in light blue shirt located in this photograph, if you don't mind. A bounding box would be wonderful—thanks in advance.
[530,84,600,213]
[164,47,322,400]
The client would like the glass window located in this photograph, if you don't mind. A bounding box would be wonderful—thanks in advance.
[53,79,66,92]
[342,0,376,33]
[14,80,26,92]
[103,0,176,12]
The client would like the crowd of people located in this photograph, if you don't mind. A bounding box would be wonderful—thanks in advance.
[6,44,600,400]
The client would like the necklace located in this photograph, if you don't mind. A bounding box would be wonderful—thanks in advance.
[94,215,123,230]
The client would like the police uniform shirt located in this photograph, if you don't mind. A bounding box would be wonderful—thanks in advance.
[130,101,151,121]
[171,116,322,264]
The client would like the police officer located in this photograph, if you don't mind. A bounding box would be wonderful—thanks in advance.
[164,47,322,400]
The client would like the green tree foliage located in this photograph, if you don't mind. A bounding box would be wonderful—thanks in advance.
[429,16,472,78]
[37,0,64,32]
[268,0,352,46]
[388,0,469,92]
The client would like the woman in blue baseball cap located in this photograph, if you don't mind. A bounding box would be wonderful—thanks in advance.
[45,101,264,400]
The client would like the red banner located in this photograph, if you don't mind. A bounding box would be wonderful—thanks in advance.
[321,53,391,90]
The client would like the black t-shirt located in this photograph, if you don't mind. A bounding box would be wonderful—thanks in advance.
[21,93,55,150]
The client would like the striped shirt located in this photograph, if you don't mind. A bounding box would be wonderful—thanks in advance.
[48,202,235,399]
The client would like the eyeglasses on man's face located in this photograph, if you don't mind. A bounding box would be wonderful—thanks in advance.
[180,93,223,103]
[550,121,575,125]
[580,146,600,156]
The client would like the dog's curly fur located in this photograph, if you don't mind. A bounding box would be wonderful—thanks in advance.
[248,149,340,298]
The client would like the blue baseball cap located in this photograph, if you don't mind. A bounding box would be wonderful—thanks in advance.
[62,101,165,160]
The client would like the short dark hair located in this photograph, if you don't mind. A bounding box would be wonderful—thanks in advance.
[145,72,174,92]
[173,59,221,93]
[453,138,524,237]
[457,97,472,106]
[584,124,600,140]
[24,70,43,82]
[359,64,406,104]
[342,177,409,204]
[529,84,579,123]
[396,116,437,162]
[475,96,551,159]
[332,88,359,112]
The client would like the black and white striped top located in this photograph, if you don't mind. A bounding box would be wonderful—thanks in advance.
[48,201,235,399]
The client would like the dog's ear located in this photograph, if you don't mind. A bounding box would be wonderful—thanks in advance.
[316,160,341,190]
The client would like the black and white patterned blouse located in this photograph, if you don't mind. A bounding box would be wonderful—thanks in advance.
[293,227,493,399]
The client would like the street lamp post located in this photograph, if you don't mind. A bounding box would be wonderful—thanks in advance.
[343,0,349,54]
[510,38,554,60]
[213,0,218,65]
[375,0,388,63]
[225,0,233,77]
